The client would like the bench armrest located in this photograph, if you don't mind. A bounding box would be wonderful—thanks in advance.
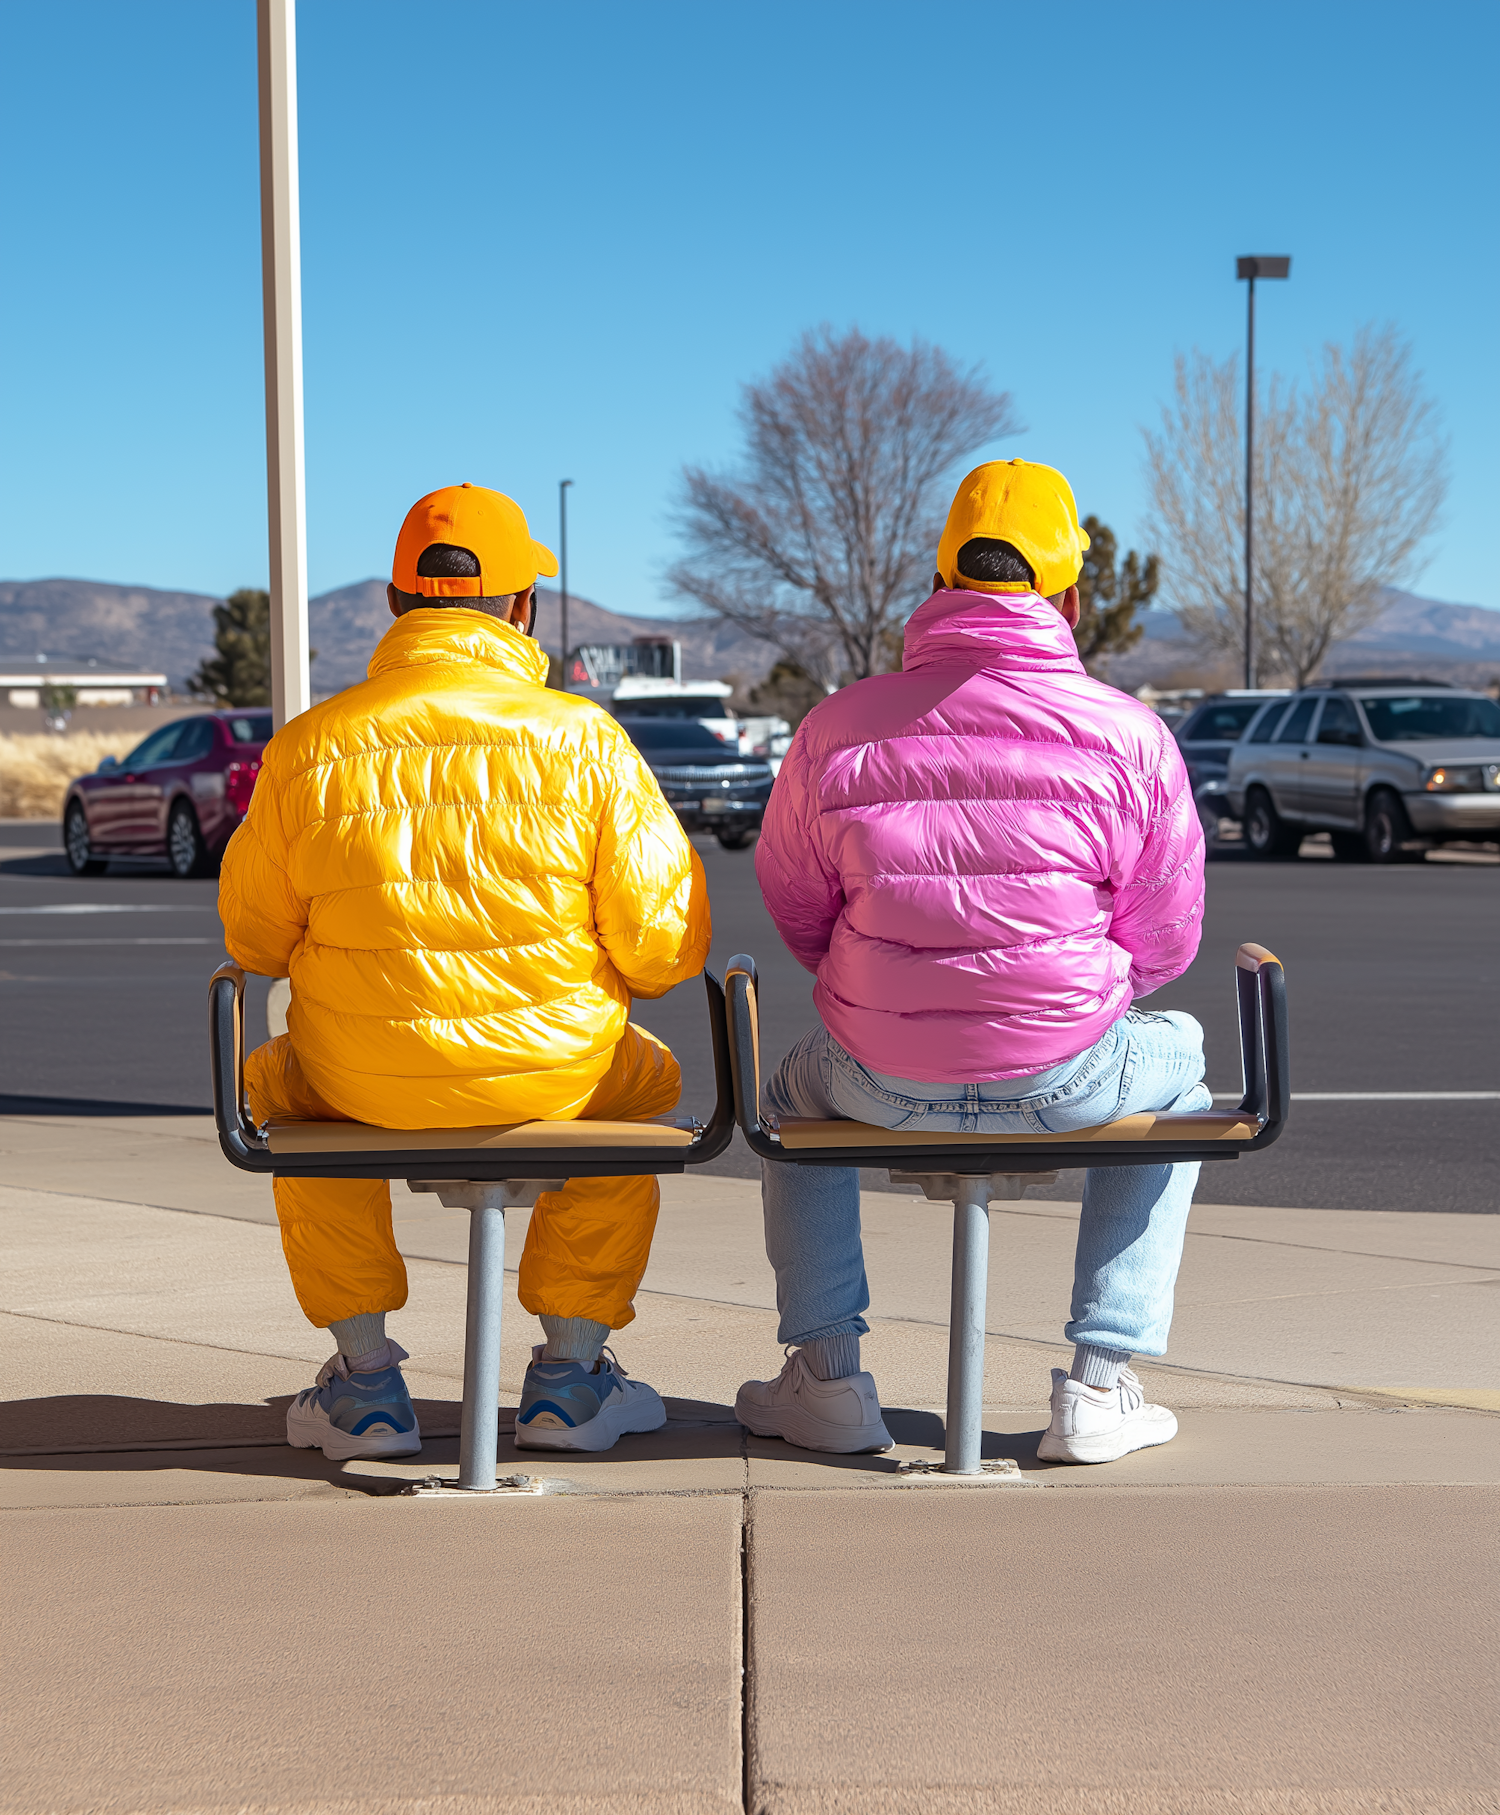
[208,961,273,1170]
[724,954,762,1139]
[1234,943,1288,1139]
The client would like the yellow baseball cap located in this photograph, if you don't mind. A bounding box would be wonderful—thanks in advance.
[936,459,1090,599]
[392,483,559,598]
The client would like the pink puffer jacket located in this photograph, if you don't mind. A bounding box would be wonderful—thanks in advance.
[755,587,1205,1082]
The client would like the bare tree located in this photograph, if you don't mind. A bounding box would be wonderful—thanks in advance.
[669,327,1021,686]
[1144,327,1447,687]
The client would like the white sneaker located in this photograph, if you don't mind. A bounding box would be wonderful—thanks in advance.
[735,1349,893,1454]
[1036,1366,1178,1464]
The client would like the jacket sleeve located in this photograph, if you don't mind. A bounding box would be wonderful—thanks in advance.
[217,743,308,979]
[1109,732,1206,998]
[591,737,711,1000]
[753,722,843,974]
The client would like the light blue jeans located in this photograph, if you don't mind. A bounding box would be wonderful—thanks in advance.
[761,1010,1212,1358]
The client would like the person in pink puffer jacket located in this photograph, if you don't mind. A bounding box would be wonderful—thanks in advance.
[735,459,1210,1465]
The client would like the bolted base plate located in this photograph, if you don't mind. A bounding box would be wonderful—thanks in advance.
[896,1457,1034,1485]
[400,1472,555,1498]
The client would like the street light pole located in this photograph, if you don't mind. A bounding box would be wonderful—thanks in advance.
[257,0,309,730]
[1236,256,1291,690]
[558,479,573,690]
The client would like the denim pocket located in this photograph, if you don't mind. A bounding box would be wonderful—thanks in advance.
[826,1045,959,1130]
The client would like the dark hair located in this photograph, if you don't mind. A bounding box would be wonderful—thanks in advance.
[955,537,1035,586]
[392,542,522,615]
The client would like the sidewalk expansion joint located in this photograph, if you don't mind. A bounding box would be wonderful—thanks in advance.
[739,1468,752,1815]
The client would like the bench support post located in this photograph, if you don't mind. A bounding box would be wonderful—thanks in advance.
[459,1202,506,1491]
[410,1178,565,1492]
[892,1171,1054,1477]
[945,1178,991,1475]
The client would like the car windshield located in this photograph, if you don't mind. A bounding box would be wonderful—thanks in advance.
[613,698,731,720]
[120,722,186,769]
[1182,701,1265,740]
[1360,695,1500,742]
[619,720,732,755]
[227,713,273,744]
[1246,702,1290,743]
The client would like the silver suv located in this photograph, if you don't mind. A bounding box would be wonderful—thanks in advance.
[1225,684,1500,861]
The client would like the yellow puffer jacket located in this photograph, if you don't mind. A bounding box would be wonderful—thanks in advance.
[218,609,710,1126]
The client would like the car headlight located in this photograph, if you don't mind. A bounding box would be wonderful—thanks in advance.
[1423,765,1486,793]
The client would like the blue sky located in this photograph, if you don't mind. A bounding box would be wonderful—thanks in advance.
[1,0,1495,617]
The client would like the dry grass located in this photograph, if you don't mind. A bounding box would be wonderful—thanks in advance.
[0,732,135,819]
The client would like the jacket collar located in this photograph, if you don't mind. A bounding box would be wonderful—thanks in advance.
[902,587,1086,676]
[367,607,551,689]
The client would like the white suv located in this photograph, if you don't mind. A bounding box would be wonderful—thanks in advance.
[1225,684,1500,861]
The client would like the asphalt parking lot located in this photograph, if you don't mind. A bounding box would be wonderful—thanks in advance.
[1,820,1494,1215]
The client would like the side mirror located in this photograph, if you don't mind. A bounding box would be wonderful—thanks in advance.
[97,754,119,772]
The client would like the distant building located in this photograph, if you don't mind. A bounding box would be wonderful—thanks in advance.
[0,654,166,708]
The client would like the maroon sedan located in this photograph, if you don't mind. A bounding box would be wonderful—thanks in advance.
[63,710,272,878]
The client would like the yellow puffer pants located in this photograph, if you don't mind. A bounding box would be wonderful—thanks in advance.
[244,1025,680,1332]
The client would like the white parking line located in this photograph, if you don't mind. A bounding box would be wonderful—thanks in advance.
[0,938,222,947]
[0,903,214,915]
[1212,1090,1500,1102]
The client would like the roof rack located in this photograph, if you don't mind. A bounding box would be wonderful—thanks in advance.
[1313,677,1454,690]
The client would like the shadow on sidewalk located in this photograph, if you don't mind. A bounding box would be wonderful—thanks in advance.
[830,1406,1054,1472]
[0,1390,460,1458]
[1,1392,746,1490]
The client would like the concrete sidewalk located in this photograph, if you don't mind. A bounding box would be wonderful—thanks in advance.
[3,1111,1497,1813]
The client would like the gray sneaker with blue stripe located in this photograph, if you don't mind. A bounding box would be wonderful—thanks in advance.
[515,1346,666,1452]
[286,1343,422,1461]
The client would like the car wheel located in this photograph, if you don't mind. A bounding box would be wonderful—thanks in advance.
[1329,830,1368,862]
[64,801,107,875]
[1363,788,1421,864]
[1243,788,1299,859]
[167,800,214,878]
[715,826,755,851]
[1196,798,1222,843]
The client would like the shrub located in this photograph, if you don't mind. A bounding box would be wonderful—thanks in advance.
[0,732,135,819]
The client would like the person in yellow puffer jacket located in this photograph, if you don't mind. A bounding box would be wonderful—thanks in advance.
[219,483,710,1461]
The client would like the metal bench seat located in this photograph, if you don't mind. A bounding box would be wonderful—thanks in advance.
[723,943,1289,1475]
[774,1110,1261,1149]
[265,1116,700,1159]
[208,960,735,1489]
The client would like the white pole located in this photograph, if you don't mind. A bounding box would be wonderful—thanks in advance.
[257,0,310,729]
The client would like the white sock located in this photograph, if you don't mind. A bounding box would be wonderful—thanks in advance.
[1069,1344,1131,1390]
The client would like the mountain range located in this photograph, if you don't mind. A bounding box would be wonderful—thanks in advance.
[2,575,1497,697]
[1106,588,1500,692]
[0,578,775,696]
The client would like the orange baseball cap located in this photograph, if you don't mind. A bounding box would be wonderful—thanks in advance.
[392,483,559,599]
[937,460,1090,599]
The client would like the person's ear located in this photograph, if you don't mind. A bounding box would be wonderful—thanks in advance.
[508,585,536,632]
[1049,583,1082,629]
[387,582,402,620]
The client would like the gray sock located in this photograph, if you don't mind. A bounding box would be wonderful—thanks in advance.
[1070,1343,1131,1390]
[800,1332,862,1381]
[539,1315,610,1366]
[328,1312,389,1370]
